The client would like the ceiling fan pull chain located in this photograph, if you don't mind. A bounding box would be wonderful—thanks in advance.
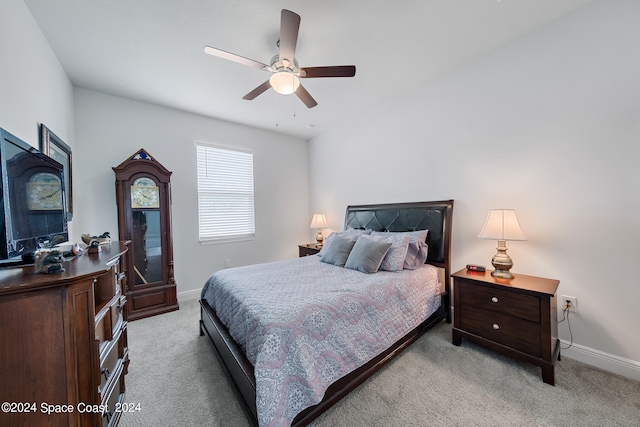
[292,73,296,118]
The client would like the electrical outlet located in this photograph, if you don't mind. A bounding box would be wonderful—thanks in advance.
[561,295,577,313]
[224,259,231,268]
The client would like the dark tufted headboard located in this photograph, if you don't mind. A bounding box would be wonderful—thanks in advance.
[344,200,454,273]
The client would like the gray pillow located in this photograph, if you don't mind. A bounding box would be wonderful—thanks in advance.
[320,235,357,267]
[317,230,363,257]
[344,237,392,274]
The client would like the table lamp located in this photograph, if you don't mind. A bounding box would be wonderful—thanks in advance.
[310,213,328,246]
[477,209,526,279]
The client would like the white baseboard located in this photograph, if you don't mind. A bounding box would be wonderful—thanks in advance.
[177,288,202,302]
[560,339,640,382]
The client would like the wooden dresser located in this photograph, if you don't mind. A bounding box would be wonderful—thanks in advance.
[452,268,560,385]
[0,242,129,426]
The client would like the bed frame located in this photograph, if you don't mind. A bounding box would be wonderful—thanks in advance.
[200,200,454,426]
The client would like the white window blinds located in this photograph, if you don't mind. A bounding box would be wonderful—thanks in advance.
[196,143,255,243]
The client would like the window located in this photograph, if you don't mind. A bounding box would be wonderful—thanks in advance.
[196,143,255,243]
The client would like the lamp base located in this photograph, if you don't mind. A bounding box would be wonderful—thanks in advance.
[491,269,514,279]
[490,240,514,279]
[315,230,325,247]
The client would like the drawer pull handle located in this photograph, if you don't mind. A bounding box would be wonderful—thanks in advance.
[492,323,500,330]
[491,297,499,303]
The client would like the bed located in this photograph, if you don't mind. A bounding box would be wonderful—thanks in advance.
[199,200,454,426]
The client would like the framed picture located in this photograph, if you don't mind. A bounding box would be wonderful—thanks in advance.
[40,124,73,221]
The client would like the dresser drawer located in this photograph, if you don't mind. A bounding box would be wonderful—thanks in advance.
[96,308,113,349]
[458,280,540,323]
[99,322,126,402]
[102,388,125,427]
[96,293,124,351]
[102,390,125,427]
[99,335,121,396]
[110,295,126,334]
[459,304,541,357]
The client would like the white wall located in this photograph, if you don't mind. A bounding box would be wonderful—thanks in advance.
[73,88,310,297]
[309,0,640,378]
[0,0,75,233]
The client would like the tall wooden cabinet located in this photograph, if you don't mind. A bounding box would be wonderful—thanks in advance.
[0,242,129,426]
[113,149,178,321]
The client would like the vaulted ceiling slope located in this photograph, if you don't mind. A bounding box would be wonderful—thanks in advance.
[24,0,592,140]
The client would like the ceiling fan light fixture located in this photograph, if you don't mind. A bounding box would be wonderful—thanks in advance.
[270,71,300,95]
[204,10,355,107]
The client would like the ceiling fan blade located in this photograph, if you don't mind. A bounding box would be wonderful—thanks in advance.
[242,80,272,100]
[295,84,318,108]
[204,45,269,70]
[279,9,300,63]
[300,65,356,78]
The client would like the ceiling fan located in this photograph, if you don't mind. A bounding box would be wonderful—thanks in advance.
[204,9,356,108]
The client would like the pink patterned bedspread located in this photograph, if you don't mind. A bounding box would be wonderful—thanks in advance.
[201,255,441,426]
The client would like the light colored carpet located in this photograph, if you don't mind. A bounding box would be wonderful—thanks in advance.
[120,300,640,427]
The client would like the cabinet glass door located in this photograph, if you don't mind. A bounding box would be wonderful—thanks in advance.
[132,210,162,285]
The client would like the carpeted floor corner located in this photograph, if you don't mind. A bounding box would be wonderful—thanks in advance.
[120,299,640,427]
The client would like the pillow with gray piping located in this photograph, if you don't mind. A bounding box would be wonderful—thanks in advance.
[360,233,410,272]
[344,237,392,274]
[319,235,357,267]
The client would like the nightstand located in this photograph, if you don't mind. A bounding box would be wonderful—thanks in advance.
[298,243,322,257]
[452,268,560,385]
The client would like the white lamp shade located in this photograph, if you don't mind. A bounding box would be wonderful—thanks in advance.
[478,209,526,241]
[270,71,300,95]
[310,213,328,229]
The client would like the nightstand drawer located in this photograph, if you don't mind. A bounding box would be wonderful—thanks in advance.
[458,280,540,323]
[459,304,541,357]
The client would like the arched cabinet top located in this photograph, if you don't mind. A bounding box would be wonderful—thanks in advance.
[112,148,172,182]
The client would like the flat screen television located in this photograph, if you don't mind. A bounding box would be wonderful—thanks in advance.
[0,127,68,265]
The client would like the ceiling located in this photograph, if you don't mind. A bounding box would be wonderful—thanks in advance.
[23,0,592,140]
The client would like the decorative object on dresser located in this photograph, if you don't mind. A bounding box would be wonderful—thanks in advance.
[477,209,526,279]
[82,231,112,245]
[452,268,560,385]
[34,249,65,273]
[113,149,179,321]
[309,213,328,246]
[298,243,322,257]
[0,242,129,426]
